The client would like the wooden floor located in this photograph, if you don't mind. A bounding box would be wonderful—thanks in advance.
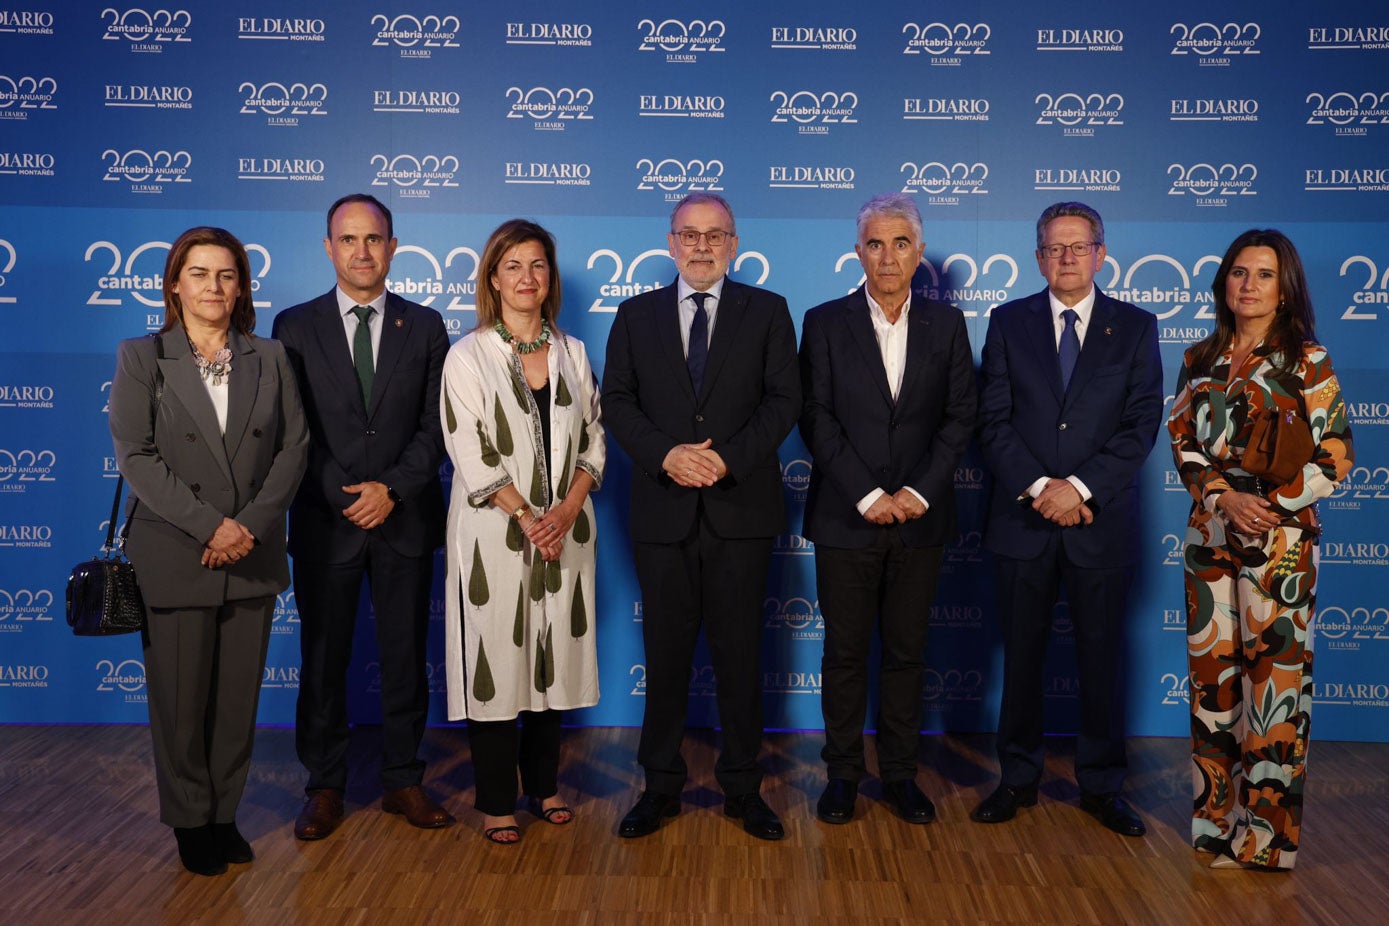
[1,726,1386,926]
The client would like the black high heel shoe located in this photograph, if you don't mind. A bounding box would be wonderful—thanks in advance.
[174,825,227,877]
[212,822,254,864]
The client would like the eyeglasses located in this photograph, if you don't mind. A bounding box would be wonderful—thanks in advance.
[673,229,732,248]
[1038,241,1098,259]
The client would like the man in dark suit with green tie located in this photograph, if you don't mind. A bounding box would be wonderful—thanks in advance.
[273,194,453,839]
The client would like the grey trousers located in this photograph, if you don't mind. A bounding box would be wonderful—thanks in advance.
[142,596,274,827]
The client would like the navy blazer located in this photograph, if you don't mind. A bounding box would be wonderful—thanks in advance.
[799,288,977,549]
[978,287,1163,567]
[272,289,448,562]
[109,325,309,608]
[602,277,801,543]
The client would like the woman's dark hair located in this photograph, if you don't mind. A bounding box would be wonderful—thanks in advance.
[159,226,256,335]
[1186,228,1315,376]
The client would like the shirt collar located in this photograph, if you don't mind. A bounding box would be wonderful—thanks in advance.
[865,288,911,326]
[335,287,387,317]
[1048,286,1096,326]
[677,276,725,305]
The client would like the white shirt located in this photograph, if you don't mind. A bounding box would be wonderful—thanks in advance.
[200,372,228,434]
[855,290,928,517]
[676,277,723,358]
[866,288,910,400]
[335,287,386,366]
[1023,286,1097,503]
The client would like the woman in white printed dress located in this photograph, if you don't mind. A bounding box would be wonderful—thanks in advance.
[440,219,604,844]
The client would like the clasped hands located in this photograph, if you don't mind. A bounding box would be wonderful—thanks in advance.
[342,481,396,531]
[203,517,255,568]
[1216,490,1274,537]
[663,438,727,488]
[863,489,927,525]
[521,502,577,562]
[1032,478,1094,527]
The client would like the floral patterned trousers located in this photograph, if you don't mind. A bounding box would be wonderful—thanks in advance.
[1183,526,1317,870]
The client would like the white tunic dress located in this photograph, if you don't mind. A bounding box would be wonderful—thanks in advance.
[440,327,605,721]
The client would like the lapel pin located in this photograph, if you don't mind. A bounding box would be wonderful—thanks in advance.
[1105,327,1112,335]
[395,319,403,327]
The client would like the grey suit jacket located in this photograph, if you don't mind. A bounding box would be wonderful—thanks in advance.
[109,324,309,608]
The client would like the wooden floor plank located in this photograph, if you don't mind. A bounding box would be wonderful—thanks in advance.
[0,725,1385,925]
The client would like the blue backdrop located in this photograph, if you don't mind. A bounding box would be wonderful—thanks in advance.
[2,1,1386,742]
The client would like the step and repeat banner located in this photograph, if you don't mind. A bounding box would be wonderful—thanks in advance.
[3,2,1387,741]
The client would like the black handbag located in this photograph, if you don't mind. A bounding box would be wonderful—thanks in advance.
[66,332,163,636]
[66,474,147,636]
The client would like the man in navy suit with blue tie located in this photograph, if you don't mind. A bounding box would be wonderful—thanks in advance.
[974,202,1163,836]
[273,194,453,839]
[603,193,801,841]
[799,193,977,825]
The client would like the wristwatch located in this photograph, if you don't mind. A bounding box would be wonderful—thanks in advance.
[386,486,403,505]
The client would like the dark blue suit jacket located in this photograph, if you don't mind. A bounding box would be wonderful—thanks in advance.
[978,287,1163,567]
[602,277,801,544]
[799,288,977,549]
[272,289,448,562]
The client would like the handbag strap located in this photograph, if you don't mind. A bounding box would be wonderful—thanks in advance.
[103,475,126,553]
[113,332,165,551]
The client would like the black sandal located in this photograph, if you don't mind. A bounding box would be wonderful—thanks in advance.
[483,825,521,844]
[528,796,574,825]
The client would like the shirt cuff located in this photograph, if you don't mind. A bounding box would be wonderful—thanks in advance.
[903,486,929,512]
[1065,476,1092,502]
[856,488,885,516]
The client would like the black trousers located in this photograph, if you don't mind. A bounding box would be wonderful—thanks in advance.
[816,533,943,783]
[993,534,1133,796]
[467,710,562,816]
[632,517,773,797]
[143,596,274,827]
[293,535,434,793]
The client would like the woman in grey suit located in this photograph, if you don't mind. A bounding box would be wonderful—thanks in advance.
[109,227,308,876]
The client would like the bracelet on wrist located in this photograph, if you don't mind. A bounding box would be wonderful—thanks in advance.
[510,504,532,522]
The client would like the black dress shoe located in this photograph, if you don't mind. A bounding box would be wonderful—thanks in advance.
[883,779,936,824]
[1080,793,1146,837]
[173,825,227,877]
[211,822,253,864]
[970,783,1039,824]
[725,792,785,841]
[816,779,858,825]
[619,791,679,838]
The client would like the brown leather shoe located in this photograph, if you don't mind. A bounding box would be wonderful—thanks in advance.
[382,785,456,829]
[294,788,344,841]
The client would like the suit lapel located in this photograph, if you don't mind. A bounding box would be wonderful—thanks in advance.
[846,288,894,407]
[698,279,746,403]
[1023,291,1064,404]
[658,280,696,405]
[368,294,408,420]
[308,293,368,420]
[898,295,932,405]
[222,328,260,463]
[158,326,235,487]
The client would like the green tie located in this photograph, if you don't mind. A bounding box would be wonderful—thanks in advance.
[351,305,375,404]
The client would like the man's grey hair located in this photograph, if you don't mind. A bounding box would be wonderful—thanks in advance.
[1035,202,1104,249]
[670,192,736,234]
[856,193,923,244]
